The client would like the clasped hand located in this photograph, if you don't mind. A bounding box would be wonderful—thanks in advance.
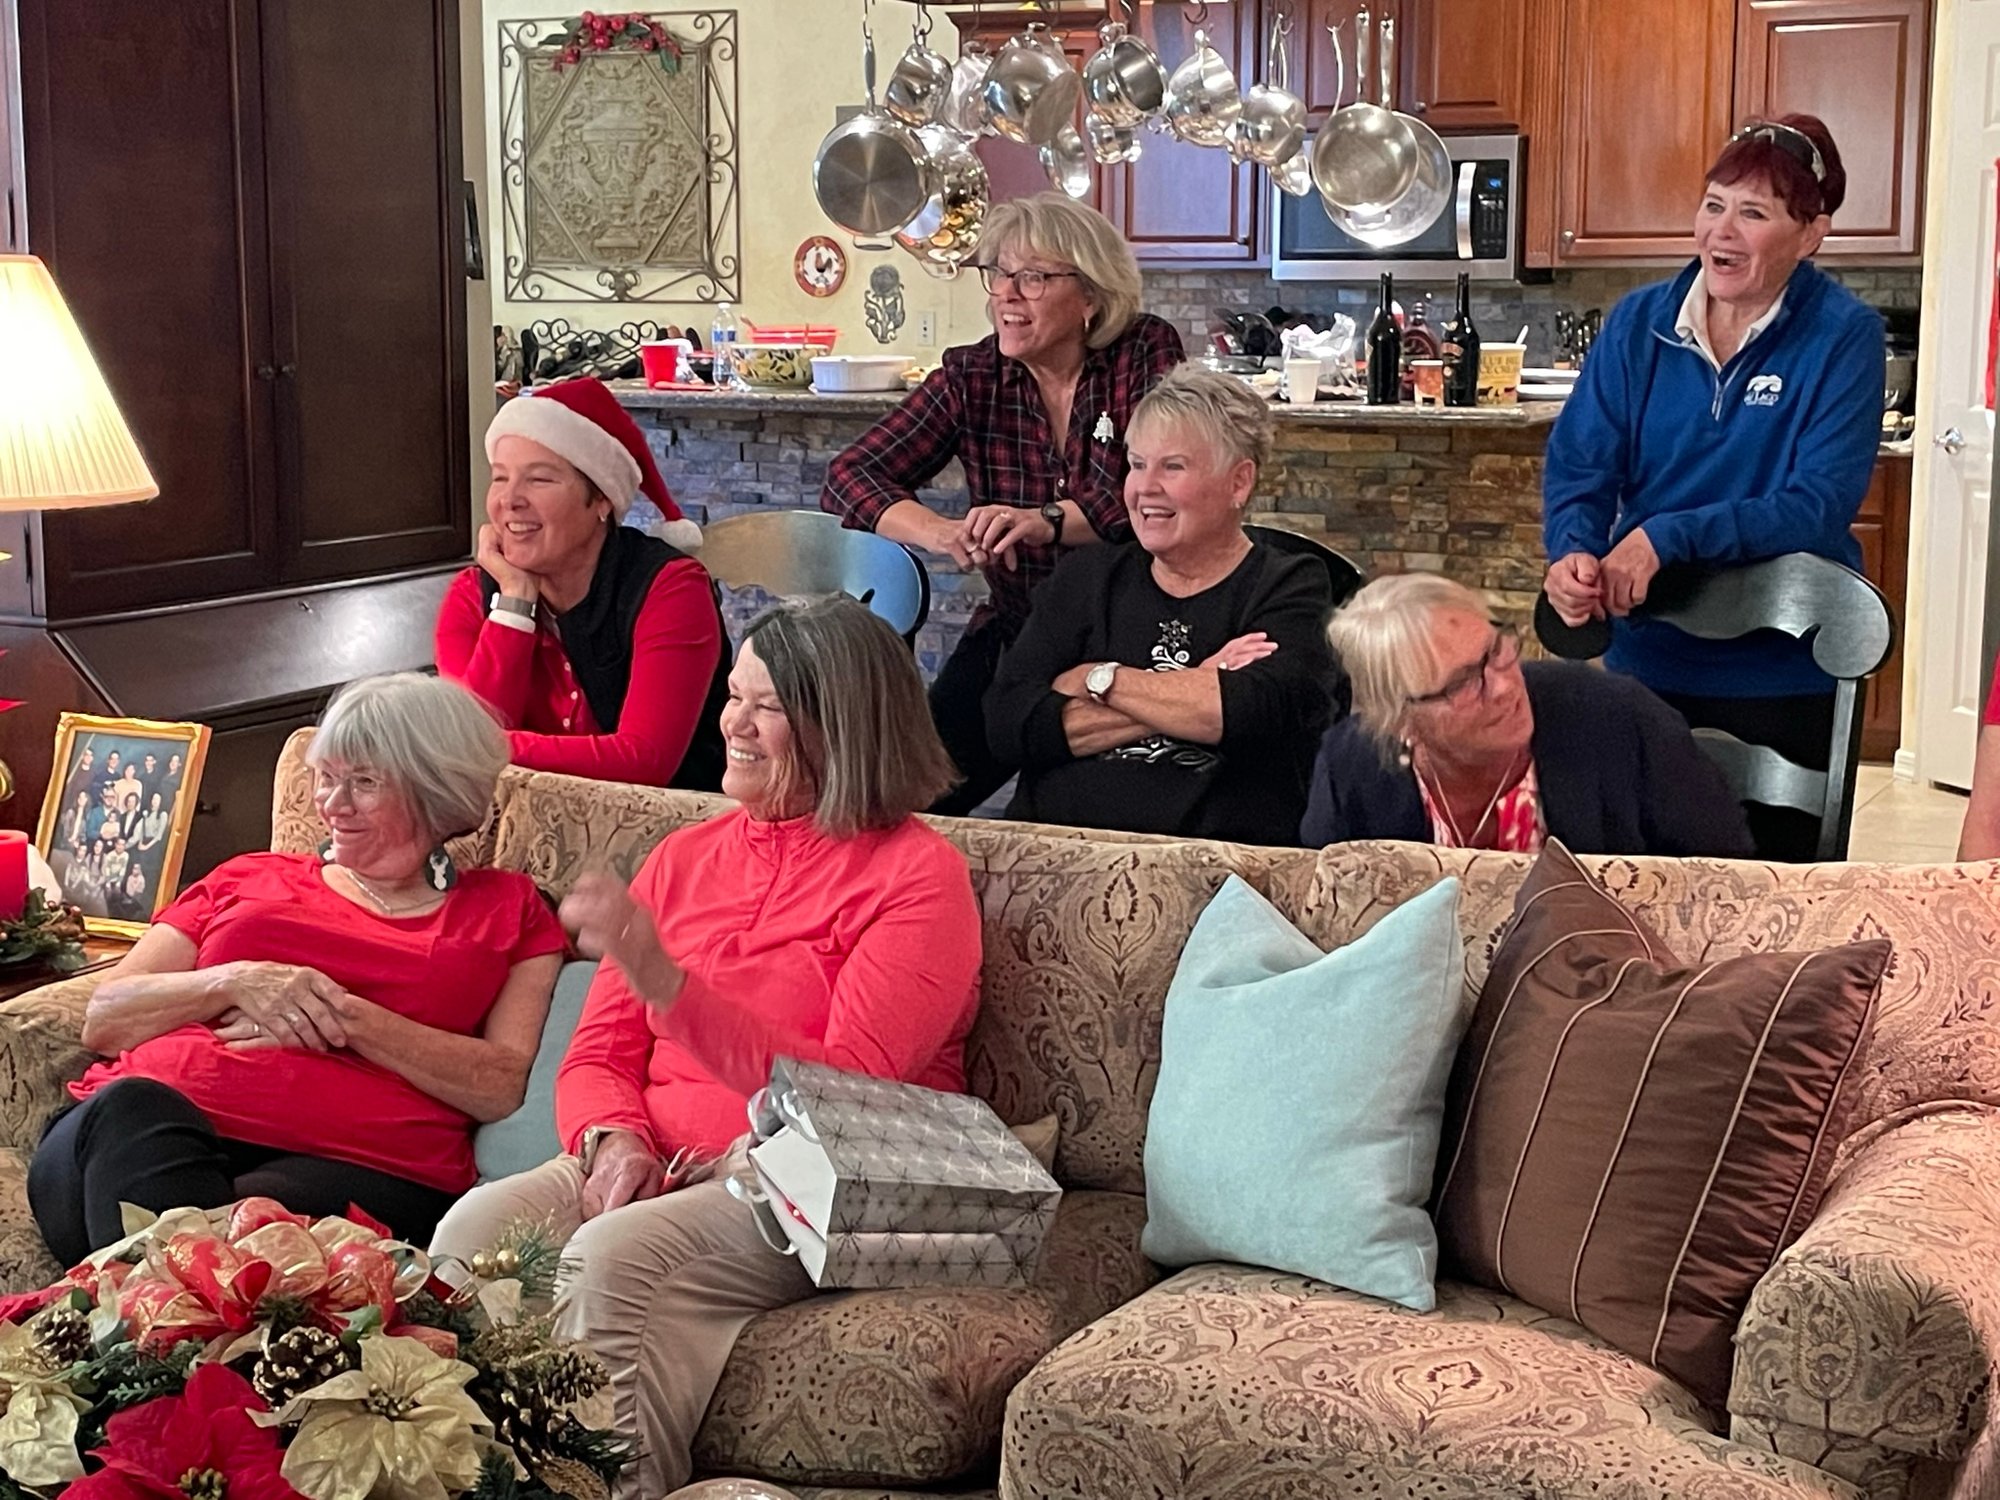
[928,506,1057,573]
[208,961,351,1051]
[1544,529,1661,625]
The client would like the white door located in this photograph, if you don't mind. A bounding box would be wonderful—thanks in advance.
[1912,0,2000,790]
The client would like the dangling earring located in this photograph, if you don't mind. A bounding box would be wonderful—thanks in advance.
[425,846,459,893]
[317,838,335,863]
[1397,739,1414,770]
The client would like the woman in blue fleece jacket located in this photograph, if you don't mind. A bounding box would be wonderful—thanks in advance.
[1541,114,1884,860]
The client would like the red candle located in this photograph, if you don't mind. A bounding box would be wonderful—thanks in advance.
[0,832,26,922]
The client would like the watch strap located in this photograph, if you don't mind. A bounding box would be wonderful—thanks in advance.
[1040,501,1066,546]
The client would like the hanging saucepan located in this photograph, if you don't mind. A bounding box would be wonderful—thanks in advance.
[884,6,954,128]
[1083,0,1168,127]
[1332,15,1450,248]
[1086,110,1144,164]
[896,125,990,269]
[945,37,996,137]
[1163,21,1242,148]
[1309,7,1418,215]
[1232,10,1306,170]
[814,16,939,237]
[983,23,1083,147]
[1041,123,1093,198]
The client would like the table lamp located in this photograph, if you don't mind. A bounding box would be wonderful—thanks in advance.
[0,254,158,915]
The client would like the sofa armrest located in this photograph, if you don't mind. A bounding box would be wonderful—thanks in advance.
[0,974,104,1154]
[1729,1105,2000,1464]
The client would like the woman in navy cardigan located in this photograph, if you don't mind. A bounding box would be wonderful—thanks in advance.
[1301,575,1751,857]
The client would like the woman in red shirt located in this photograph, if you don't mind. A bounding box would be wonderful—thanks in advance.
[436,376,731,790]
[431,596,982,1499]
[29,675,565,1261]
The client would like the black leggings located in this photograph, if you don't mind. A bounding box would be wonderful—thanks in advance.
[29,1078,455,1265]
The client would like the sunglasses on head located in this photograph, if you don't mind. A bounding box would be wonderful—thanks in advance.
[1729,120,1826,184]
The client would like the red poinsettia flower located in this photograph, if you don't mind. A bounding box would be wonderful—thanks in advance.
[0,1284,68,1326]
[66,1364,303,1500]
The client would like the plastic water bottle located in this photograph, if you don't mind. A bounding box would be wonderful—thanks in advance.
[710,300,740,388]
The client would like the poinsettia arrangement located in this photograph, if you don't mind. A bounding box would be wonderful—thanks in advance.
[0,1199,624,1500]
[548,12,684,73]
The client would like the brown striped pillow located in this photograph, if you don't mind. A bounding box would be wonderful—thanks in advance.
[1431,840,1887,1412]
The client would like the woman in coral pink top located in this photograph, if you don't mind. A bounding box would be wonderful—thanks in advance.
[31,676,565,1262]
[431,596,981,1498]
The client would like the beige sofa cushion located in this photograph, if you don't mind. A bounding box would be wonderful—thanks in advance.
[694,1189,1153,1489]
[1001,1265,1860,1500]
[1303,844,2000,1151]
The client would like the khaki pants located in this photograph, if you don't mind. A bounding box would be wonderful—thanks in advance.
[430,1142,814,1498]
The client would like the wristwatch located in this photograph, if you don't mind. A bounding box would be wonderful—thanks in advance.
[1085,661,1118,703]
[490,594,535,622]
[1039,500,1066,546]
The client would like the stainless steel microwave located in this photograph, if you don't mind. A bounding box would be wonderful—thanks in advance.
[1272,132,1524,282]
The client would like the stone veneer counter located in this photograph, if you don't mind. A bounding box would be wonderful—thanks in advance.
[610,381,1560,673]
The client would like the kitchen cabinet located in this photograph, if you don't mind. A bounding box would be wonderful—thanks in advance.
[1546,0,1737,262]
[1297,0,1526,128]
[949,2,1260,264]
[1101,0,1263,262]
[10,0,470,617]
[1853,451,1911,761]
[1735,0,1930,257]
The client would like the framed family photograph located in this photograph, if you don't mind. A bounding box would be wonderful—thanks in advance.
[33,714,211,939]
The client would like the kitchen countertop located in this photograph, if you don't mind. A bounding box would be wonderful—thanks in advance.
[607,381,1563,425]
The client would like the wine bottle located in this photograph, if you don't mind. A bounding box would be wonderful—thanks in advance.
[1366,273,1401,406]
[1441,272,1482,408]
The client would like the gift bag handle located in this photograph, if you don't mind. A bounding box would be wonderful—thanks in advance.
[745,1085,820,1145]
[724,1172,800,1258]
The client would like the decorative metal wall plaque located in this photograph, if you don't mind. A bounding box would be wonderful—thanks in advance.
[498,12,741,305]
[864,265,906,344]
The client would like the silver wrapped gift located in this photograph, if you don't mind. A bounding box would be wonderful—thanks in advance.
[743,1057,1062,1289]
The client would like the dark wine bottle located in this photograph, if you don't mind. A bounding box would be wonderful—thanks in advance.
[1366,273,1401,406]
[1441,272,1482,408]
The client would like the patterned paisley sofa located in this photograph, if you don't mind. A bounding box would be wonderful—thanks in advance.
[0,733,1992,1500]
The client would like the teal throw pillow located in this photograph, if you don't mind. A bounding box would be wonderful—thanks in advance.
[473,958,598,1182]
[1142,874,1465,1311]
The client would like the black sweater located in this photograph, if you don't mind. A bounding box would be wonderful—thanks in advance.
[986,541,1333,845]
[1300,660,1755,857]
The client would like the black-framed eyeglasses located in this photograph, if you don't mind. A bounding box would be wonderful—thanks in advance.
[1729,120,1827,184]
[978,265,1083,299]
[1407,623,1522,711]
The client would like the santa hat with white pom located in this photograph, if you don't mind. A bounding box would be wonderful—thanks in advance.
[484,376,702,552]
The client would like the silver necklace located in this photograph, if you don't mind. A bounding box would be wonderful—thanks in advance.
[340,866,438,916]
[1415,748,1522,849]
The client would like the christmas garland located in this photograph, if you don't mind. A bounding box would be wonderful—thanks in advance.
[0,1199,626,1500]
[0,893,86,973]
[549,12,684,73]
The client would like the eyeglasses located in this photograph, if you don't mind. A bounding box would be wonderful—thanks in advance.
[313,768,389,805]
[1729,120,1827,184]
[977,265,1082,299]
[1407,624,1522,711]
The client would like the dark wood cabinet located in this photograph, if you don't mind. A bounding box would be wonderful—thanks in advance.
[1853,452,1911,762]
[1101,1,1263,263]
[11,0,469,619]
[1297,0,1525,128]
[1548,0,1737,261]
[0,0,21,255]
[1735,0,1930,258]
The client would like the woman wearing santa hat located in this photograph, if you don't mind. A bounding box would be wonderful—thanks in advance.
[436,377,730,789]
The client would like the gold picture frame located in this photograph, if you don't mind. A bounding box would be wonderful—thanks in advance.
[33,714,212,939]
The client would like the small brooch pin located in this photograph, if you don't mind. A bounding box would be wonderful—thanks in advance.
[1093,411,1115,443]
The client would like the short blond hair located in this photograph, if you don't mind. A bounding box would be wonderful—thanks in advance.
[1128,363,1274,472]
[307,673,508,840]
[1325,574,1493,758]
[981,193,1143,349]
[742,597,956,837]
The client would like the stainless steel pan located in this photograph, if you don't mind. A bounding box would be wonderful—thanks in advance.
[814,17,938,238]
[1332,15,1450,248]
[896,125,990,268]
[983,23,1083,147]
[1083,0,1167,127]
[1309,8,1417,214]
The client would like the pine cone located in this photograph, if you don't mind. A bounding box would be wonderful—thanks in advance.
[29,1304,92,1366]
[252,1326,358,1407]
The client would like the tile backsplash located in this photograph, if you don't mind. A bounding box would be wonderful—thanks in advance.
[1145,265,1921,364]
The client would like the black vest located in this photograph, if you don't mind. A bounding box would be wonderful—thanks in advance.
[481,525,730,791]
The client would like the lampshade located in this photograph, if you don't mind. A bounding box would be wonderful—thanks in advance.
[0,254,158,511]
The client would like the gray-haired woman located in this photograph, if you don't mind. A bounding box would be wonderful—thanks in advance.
[822,192,1185,813]
[985,365,1334,844]
[430,595,983,1500]
[1302,573,1752,856]
[30,673,565,1261]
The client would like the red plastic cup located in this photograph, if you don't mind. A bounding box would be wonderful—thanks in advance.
[640,339,692,387]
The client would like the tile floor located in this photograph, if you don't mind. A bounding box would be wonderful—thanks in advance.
[1846,762,1968,863]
